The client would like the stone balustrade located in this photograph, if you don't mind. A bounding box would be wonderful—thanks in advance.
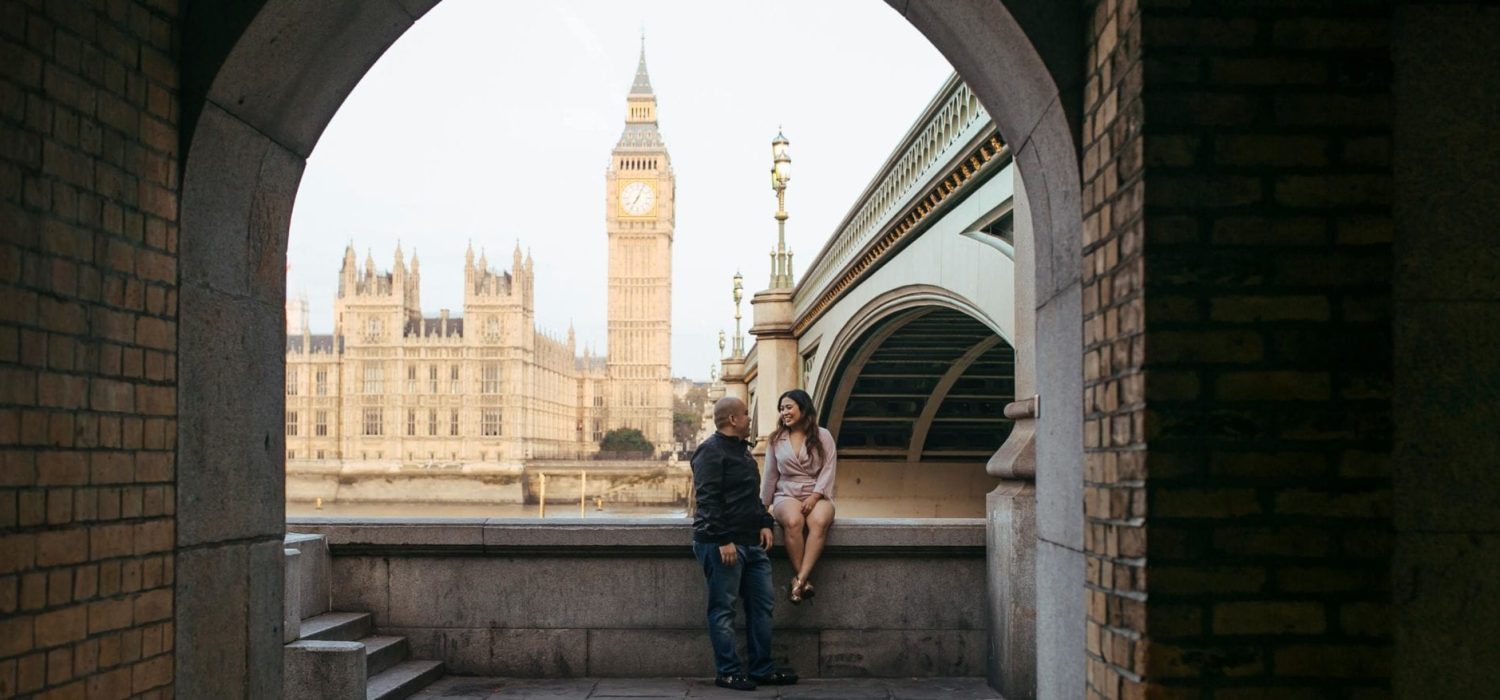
[285,518,987,678]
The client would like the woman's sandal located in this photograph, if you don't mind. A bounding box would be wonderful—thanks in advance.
[800,579,816,601]
[788,577,804,605]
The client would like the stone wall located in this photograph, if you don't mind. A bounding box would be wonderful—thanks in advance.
[287,519,987,678]
[0,1,180,697]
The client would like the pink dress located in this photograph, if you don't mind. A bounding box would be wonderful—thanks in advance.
[760,427,838,510]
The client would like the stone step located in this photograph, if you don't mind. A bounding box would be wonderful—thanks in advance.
[299,611,372,643]
[361,635,409,678]
[366,660,444,700]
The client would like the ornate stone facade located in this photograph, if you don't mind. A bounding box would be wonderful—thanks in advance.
[604,45,676,448]
[283,49,674,464]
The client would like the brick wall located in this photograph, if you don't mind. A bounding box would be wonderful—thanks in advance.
[0,0,179,697]
[1135,1,1393,697]
[1081,0,1149,697]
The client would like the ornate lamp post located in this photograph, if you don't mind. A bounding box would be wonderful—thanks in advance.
[769,130,793,288]
[731,271,745,358]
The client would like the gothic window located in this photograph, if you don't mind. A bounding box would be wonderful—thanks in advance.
[406,366,417,393]
[482,409,502,437]
[484,317,501,341]
[428,365,438,393]
[365,316,382,340]
[315,368,328,396]
[286,369,298,396]
[450,365,460,394]
[481,363,501,394]
[315,410,328,437]
[315,450,325,460]
[450,409,460,436]
[285,411,298,437]
[363,364,383,394]
[802,349,818,392]
[428,409,437,436]
[363,408,382,436]
[406,409,416,436]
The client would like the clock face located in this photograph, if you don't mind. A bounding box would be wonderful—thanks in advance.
[620,181,656,216]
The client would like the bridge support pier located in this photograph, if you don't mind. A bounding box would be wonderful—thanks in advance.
[749,288,798,450]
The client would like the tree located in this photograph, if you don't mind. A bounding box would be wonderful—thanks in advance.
[600,428,652,454]
[673,382,711,448]
[673,411,700,448]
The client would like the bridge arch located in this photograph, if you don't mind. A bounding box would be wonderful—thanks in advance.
[175,1,1085,696]
[809,283,1006,412]
[819,299,1015,459]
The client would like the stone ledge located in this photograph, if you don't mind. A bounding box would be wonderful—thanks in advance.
[286,517,984,556]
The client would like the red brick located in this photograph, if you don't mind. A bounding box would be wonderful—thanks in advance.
[46,646,74,687]
[130,654,171,693]
[133,452,171,482]
[16,651,44,693]
[131,589,170,623]
[132,519,171,555]
[0,615,32,657]
[88,378,134,412]
[89,523,133,561]
[1274,644,1388,678]
[35,527,87,566]
[1216,372,1331,401]
[36,451,87,486]
[33,605,87,648]
[134,385,172,415]
[87,598,132,634]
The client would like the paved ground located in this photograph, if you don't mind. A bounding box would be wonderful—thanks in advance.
[410,676,1003,699]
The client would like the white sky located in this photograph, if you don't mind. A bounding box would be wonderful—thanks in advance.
[287,0,954,380]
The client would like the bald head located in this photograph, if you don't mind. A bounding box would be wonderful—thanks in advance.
[713,396,748,436]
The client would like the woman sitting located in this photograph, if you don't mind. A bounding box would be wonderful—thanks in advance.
[760,389,837,604]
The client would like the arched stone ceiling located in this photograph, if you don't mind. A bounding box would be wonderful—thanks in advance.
[823,308,1014,462]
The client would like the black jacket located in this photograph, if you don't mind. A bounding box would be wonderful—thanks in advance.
[691,432,775,546]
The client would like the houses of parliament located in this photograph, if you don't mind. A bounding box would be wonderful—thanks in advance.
[284,48,675,464]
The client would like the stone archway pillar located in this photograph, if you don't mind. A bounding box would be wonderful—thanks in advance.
[983,167,1039,698]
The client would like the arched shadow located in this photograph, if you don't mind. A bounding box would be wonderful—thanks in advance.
[176,1,1084,696]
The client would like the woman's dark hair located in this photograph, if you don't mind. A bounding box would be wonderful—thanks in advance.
[769,389,823,465]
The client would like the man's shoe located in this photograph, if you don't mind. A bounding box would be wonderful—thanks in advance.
[714,674,757,691]
[751,670,799,686]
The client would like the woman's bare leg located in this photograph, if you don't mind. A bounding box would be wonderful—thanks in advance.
[773,499,807,574]
[798,499,836,584]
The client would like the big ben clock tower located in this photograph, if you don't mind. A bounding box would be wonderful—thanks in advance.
[605,41,674,451]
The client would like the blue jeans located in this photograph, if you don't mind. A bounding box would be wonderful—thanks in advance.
[692,541,775,677]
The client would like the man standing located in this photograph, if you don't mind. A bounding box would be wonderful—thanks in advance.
[690,396,799,691]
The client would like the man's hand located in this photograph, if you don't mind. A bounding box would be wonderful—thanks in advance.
[759,527,774,552]
[718,542,738,566]
[800,493,822,515]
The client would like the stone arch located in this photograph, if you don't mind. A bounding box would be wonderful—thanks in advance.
[176,0,1084,695]
[813,288,1015,463]
[812,283,1007,414]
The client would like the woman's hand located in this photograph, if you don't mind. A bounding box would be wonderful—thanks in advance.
[801,493,822,515]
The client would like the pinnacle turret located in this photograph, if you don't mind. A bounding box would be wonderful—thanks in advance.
[630,35,653,97]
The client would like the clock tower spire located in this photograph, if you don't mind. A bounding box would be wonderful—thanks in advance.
[604,39,675,452]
